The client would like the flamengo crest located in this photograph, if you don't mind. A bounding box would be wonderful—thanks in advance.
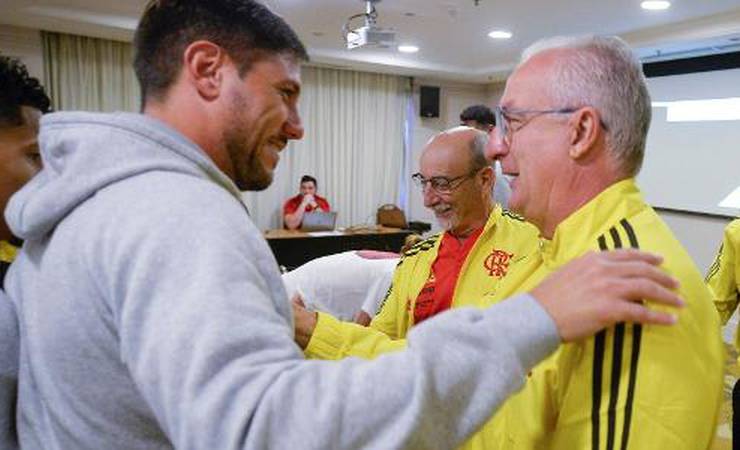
[484,249,514,278]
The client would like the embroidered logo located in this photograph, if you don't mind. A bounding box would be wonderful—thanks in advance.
[484,249,514,278]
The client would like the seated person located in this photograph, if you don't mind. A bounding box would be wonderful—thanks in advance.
[283,175,330,229]
[0,53,51,450]
[460,105,511,208]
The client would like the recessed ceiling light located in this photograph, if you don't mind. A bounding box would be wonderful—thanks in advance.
[641,1,671,10]
[488,30,513,40]
[398,45,419,53]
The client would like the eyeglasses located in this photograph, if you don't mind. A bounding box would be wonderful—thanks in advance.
[493,105,577,146]
[411,170,478,194]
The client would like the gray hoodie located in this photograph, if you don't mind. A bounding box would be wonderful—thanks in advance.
[4,111,559,449]
[0,289,19,450]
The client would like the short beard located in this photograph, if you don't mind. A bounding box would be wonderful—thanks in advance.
[223,92,273,192]
[437,216,452,231]
[225,135,273,191]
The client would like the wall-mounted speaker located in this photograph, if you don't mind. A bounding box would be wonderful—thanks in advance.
[419,85,440,118]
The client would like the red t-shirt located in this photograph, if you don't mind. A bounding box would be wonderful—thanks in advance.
[283,194,331,227]
[413,228,484,325]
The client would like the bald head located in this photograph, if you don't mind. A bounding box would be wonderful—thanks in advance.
[422,126,489,174]
[417,126,494,237]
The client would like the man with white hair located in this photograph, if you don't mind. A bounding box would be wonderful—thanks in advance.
[0,1,688,446]
[293,126,541,361]
[483,35,723,449]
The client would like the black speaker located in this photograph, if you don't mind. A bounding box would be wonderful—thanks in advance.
[419,85,440,118]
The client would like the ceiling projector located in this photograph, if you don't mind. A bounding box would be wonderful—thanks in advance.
[343,0,396,50]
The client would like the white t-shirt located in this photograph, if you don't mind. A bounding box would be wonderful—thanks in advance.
[282,251,398,321]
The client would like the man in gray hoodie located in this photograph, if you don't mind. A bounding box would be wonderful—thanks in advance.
[0,53,52,450]
[3,1,683,449]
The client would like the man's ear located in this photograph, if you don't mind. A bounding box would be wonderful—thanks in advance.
[182,40,226,101]
[568,106,603,160]
[479,165,495,190]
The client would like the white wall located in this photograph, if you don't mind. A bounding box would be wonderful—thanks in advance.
[407,79,493,230]
[641,69,740,217]
[0,24,44,80]
[1,24,731,273]
[405,79,506,234]
[656,209,730,272]
[657,209,737,344]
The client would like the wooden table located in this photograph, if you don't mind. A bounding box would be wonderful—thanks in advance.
[264,226,413,270]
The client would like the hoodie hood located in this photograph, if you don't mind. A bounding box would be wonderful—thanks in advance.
[5,111,242,240]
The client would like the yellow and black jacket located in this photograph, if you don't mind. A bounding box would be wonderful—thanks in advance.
[304,204,540,361]
[706,218,740,358]
[483,179,723,449]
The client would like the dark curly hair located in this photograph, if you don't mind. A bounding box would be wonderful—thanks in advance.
[460,104,495,127]
[300,175,317,187]
[0,54,52,127]
[134,0,309,105]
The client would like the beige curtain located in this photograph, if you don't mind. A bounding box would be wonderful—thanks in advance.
[42,31,139,112]
[243,66,409,230]
[41,32,407,229]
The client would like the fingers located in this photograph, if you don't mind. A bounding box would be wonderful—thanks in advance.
[596,248,663,265]
[533,248,684,342]
[291,293,305,308]
[606,261,680,291]
[614,301,677,326]
[615,278,684,307]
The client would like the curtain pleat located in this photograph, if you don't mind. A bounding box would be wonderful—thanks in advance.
[243,66,409,230]
[42,31,139,112]
[41,30,408,230]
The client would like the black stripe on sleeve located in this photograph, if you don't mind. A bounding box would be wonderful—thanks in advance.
[619,219,638,249]
[597,235,607,251]
[606,322,624,450]
[592,234,609,450]
[619,218,642,450]
[592,329,606,450]
[621,324,641,450]
[705,243,723,282]
[609,227,622,250]
[0,261,9,290]
[606,226,624,450]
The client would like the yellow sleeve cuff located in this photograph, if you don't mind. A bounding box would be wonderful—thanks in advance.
[305,312,347,360]
[304,311,408,360]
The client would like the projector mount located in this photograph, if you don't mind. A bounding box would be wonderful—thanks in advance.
[342,0,396,50]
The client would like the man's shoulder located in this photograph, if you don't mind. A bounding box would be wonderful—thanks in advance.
[496,209,538,234]
[597,209,712,303]
[89,171,250,239]
[400,233,441,260]
[110,171,240,207]
[283,194,302,211]
[315,195,330,209]
[488,208,540,251]
[725,218,740,242]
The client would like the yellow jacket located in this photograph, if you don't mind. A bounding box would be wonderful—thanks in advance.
[305,204,540,361]
[706,218,740,354]
[485,179,723,449]
[0,240,18,289]
[0,241,17,264]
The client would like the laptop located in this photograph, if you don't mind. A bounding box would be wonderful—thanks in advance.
[301,211,338,231]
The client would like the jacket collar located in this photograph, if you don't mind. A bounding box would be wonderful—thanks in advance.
[540,178,645,268]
